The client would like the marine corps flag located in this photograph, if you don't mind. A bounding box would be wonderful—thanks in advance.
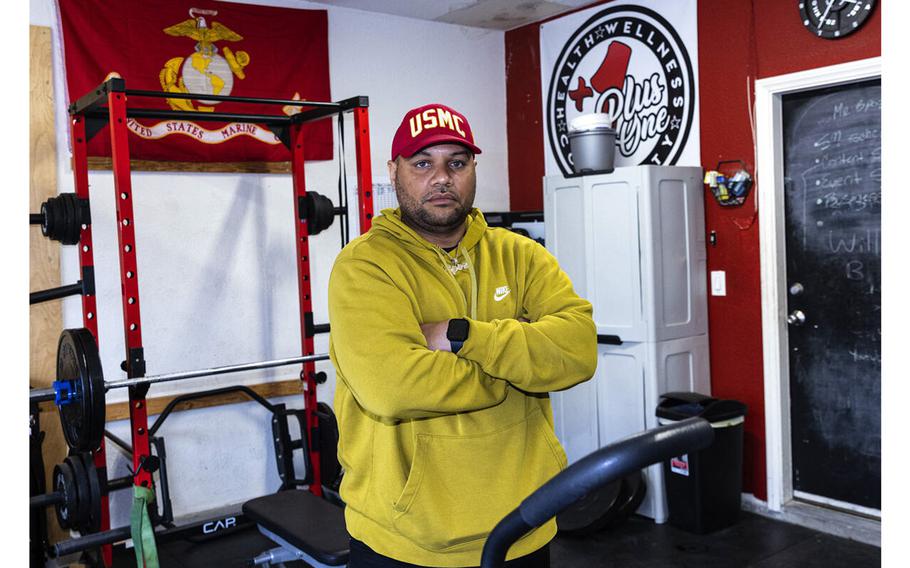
[57,0,332,163]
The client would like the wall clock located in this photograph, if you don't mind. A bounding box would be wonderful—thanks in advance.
[799,0,877,39]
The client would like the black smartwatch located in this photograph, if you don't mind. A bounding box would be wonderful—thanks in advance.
[446,318,470,354]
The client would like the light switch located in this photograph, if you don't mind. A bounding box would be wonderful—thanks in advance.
[711,271,726,296]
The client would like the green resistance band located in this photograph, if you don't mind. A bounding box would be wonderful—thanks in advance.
[131,485,160,568]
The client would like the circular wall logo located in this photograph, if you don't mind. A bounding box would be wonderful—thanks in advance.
[545,5,696,175]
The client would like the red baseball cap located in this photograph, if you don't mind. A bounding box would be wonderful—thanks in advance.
[390,103,482,160]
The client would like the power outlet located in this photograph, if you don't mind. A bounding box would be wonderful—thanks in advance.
[711,271,727,296]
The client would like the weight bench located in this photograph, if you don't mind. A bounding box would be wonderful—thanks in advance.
[244,419,715,568]
[244,489,350,567]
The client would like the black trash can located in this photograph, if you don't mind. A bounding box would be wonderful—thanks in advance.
[657,392,747,534]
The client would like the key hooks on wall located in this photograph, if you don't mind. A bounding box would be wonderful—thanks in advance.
[704,160,753,207]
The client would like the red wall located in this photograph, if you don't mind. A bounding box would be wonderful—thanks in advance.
[505,0,881,499]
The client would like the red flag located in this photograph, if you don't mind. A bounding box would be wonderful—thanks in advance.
[57,0,332,162]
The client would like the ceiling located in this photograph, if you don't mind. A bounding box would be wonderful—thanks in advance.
[302,0,598,31]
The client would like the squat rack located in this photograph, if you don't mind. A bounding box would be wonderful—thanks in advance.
[66,77,373,565]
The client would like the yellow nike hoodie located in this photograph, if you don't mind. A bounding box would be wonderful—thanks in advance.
[328,208,597,566]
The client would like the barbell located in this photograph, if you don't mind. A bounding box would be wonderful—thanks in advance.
[30,328,330,453]
[31,190,341,246]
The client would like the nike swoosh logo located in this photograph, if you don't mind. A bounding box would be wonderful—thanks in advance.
[494,290,511,302]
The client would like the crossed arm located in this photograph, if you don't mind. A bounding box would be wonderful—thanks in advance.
[328,246,596,421]
[329,258,510,420]
[421,245,597,394]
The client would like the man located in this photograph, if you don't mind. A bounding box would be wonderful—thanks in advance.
[328,103,597,568]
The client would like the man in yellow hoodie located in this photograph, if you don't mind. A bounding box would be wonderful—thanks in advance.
[328,103,597,567]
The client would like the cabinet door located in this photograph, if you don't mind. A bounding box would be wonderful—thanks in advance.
[638,166,708,341]
[551,379,599,466]
[544,181,588,298]
[588,177,645,341]
[596,343,646,444]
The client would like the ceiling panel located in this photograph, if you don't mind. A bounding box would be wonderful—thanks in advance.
[302,0,597,30]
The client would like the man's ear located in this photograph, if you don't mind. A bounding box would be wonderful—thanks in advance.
[387,158,398,184]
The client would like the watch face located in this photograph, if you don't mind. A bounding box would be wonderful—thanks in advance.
[447,318,470,342]
[799,0,876,39]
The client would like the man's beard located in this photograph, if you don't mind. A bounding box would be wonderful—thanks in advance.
[396,181,474,236]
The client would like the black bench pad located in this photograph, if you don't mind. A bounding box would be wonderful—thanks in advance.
[243,490,350,565]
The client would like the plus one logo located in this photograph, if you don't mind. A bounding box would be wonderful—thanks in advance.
[545,6,695,175]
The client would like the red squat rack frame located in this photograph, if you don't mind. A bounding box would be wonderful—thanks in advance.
[67,77,373,566]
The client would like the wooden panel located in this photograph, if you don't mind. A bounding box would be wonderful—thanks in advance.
[37,378,304,422]
[30,25,59,387]
[105,378,304,420]
[30,24,70,548]
[85,157,292,173]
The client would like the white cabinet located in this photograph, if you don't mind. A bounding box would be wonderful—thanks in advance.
[545,166,708,342]
[545,166,710,523]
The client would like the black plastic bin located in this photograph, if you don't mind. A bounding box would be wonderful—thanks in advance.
[657,392,747,534]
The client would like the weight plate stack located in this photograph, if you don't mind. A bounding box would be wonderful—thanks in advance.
[41,193,85,245]
[78,452,102,533]
[601,470,647,530]
[303,191,336,235]
[65,455,91,531]
[57,328,106,452]
[316,402,343,491]
[556,478,622,536]
[53,462,77,530]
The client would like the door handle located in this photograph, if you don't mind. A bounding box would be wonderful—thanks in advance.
[787,310,806,326]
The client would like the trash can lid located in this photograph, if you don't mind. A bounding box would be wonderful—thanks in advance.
[656,391,748,423]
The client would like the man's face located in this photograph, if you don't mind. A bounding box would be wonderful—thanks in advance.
[389,144,477,237]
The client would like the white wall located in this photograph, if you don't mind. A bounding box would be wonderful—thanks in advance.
[30,0,507,525]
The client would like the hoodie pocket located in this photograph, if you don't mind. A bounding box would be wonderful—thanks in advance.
[391,407,566,552]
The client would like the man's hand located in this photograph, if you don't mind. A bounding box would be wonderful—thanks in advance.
[420,321,452,352]
[420,318,531,352]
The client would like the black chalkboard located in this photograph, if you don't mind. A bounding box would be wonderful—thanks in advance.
[782,78,880,510]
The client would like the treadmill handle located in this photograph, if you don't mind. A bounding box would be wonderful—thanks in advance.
[480,417,714,568]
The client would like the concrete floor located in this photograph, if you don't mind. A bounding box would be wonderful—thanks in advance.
[93,510,880,568]
[550,511,880,567]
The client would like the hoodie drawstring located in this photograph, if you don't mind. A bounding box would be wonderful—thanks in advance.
[433,245,477,320]
[460,243,478,321]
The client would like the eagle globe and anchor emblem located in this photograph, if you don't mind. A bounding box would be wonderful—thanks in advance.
[131,8,299,144]
[159,8,250,112]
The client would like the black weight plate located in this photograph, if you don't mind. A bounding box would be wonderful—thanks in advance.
[39,200,51,238]
[556,478,622,535]
[44,195,65,241]
[65,455,91,532]
[57,328,105,452]
[79,452,102,533]
[53,462,77,530]
[306,191,335,235]
[603,470,647,529]
[57,330,88,450]
[316,402,342,490]
[61,193,79,245]
[75,329,106,452]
